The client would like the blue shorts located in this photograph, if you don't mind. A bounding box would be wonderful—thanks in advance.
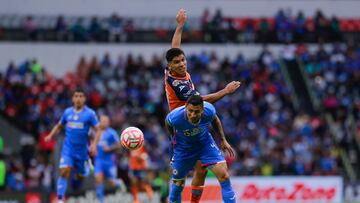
[59,154,89,176]
[94,160,117,179]
[171,143,225,180]
[128,169,147,180]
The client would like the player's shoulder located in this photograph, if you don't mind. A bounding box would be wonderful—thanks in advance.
[167,105,186,124]
[107,127,118,135]
[63,107,73,114]
[203,102,216,118]
[83,106,97,115]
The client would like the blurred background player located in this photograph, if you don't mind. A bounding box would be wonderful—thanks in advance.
[165,95,236,203]
[165,9,241,203]
[128,144,154,203]
[95,115,125,203]
[44,88,101,203]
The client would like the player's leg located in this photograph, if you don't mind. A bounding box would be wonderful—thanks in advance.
[57,156,73,202]
[104,163,126,192]
[138,170,154,200]
[129,170,140,203]
[95,160,105,203]
[169,158,196,203]
[190,161,208,203]
[209,162,236,203]
[200,143,235,203]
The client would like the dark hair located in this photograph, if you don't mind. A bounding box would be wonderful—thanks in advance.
[72,87,86,96]
[166,48,185,62]
[186,95,203,106]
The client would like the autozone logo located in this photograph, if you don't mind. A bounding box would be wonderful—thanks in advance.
[240,183,336,201]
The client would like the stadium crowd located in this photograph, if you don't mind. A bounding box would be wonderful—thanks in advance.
[0,8,358,43]
[1,42,356,192]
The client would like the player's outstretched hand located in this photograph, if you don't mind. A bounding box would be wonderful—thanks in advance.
[220,140,236,158]
[176,8,186,27]
[224,81,241,94]
[44,135,52,142]
[90,144,97,156]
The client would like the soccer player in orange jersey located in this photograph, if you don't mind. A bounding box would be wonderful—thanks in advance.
[164,9,241,203]
[128,145,154,203]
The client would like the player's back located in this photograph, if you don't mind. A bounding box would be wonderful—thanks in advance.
[96,127,119,163]
[166,102,217,158]
[164,69,199,111]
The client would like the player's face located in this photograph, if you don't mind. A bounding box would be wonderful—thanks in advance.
[72,92,86,109]
[169,54,187,77]
[100,115,110,129]
[186,104,204,124]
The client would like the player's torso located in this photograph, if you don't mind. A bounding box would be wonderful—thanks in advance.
[164,70,195,111]
[129,147,148,170]
[96,128,116,161]
[63,107,93,145]
[171,107,214,148]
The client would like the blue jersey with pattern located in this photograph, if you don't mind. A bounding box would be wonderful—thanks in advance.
[60,106,99,159]
[96,127,120,163]
[165,102,217,159]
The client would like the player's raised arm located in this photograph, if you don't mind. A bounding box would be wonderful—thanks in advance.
[202,81,241,104]
[171,8,186,48]
[211,115,236,158]
[44,122,63,142]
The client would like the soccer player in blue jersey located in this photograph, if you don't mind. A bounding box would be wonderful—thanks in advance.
[165,95,236,203]
[45,89,102,203]
[166,9,241,203]
[95,115,125,203]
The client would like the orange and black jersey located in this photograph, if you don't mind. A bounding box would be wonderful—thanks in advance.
[164,68,200,111]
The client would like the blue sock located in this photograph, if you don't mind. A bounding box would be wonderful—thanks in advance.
[169,183,184,202]
[220,179,236,203]
[96,184,105,203]
[115,179,121,189]
[57,177,68,200]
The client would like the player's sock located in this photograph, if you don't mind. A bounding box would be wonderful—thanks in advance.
[131,185,139,203]
[57,177,68,200]
[191,185,204,203]
[220,179,236,203]
[169,183,184,203]
[96,184,105,203]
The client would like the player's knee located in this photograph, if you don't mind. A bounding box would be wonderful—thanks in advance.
[217,172,230,182]
[95,174,104,184]
[60,168,71,178]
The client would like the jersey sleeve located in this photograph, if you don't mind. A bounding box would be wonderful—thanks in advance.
[165,112,174,127]
[167,78,200,101]
[59,111,67,125]
[112,130,120,143]
[89,110,99,127]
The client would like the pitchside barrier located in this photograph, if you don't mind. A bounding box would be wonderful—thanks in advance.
[182,176,344,203]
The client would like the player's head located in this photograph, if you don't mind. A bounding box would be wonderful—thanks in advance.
[166,48,187,77]
[72,88,86,109]
[99,115,110,129]
[185,95,204,124]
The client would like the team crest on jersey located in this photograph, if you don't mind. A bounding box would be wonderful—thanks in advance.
[73,115,79,120]
[172,80,180,86]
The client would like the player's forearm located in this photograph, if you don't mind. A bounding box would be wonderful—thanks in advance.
[212,116,227,141]
[171,25,183,48]
[202,88,228,104]
[49,123,62,138]
[165,121,175,138]
[93,128,102,146]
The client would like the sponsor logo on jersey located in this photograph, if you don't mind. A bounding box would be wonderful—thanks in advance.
[67,122,84,129]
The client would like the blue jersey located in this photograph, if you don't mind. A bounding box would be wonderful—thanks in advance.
[60,106,99,159]
[96,127,120,163]
[166,102,217,159]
